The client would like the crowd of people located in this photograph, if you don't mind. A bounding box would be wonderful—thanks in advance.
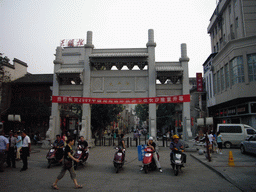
[0,129,31,172]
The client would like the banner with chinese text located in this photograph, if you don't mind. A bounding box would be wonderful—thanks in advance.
[52,94,190,104]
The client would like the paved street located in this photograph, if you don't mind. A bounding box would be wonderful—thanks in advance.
[191,148,256,192]
[0,145,250,192]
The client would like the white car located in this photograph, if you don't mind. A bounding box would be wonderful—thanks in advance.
[240,134,256,154]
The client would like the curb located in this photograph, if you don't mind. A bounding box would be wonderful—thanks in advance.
[190,154,244,192]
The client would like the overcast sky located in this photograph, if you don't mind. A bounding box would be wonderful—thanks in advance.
[0,0,217,77]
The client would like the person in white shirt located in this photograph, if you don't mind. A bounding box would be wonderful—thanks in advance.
[0,129,9,172]
[208,132,214,153]
[20,131,31,172]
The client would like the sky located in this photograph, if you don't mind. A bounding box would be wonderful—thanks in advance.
[0,0,217,77]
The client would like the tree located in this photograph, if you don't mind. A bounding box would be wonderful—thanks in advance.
[135,104,149,126]
[91,104,124,137]
[0,53,12,121]
[156,103,176,132]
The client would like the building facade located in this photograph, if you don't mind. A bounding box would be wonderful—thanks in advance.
[204,0,256,128]
[0,58,28,121]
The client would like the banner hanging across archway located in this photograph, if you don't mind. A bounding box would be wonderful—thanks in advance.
[52,94,190,104]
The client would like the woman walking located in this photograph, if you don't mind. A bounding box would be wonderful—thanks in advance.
[52,137,83,190]
[216,131,223,154]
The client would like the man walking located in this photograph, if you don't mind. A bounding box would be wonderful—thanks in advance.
[20,131,31,172]
[0,129,9,172]
[7,131,17,168]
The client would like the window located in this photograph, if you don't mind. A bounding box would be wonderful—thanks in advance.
[247,129,256,135]
[230,56,244,85]
[229,5,231,15]
[220,38,223,49]
[209,73,213,98]
[206,76,209,99]
[221,67,225,91]
[224,64,230,88]
[235,17,238,29]
[248,135,256,141]
[247,54,256,82]
[213,74,217,95]
[217,71,220,93]
[219,126,242,133]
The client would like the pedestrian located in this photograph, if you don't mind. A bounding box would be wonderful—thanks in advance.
[208,131,214,153]
[20,130,31,171]
[0,128,9,172]
[7,131,17,168]
[16,131,22,160]
[73,129,77,142]
[216,131,223,154]
[61,133,67,146]
[52,137,83,190]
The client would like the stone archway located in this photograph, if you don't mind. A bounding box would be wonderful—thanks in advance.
[46,29,192,145]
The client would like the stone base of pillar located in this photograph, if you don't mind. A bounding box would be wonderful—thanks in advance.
[88,139,95,148]
[41,140,51,149]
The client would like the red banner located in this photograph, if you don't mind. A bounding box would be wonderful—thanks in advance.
[52,94,190,104]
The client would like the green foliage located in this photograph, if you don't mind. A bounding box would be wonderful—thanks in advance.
[135,104,149,124]
[91,104,124,135]
[0,53,12,83]
[156,103,175,131]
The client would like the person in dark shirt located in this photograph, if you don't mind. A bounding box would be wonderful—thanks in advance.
[53,135,64,163]
[118,134,125,150]
[170,135,186,163]
[78,136,88,150]
[52,137,82,190]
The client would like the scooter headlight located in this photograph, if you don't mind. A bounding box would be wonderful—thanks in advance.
[175,154,182,159]
[145,153,152,157]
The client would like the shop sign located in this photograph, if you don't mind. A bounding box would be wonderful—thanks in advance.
[228,108,236,115]
[196,73,203,92]
[60,39,85,47]
[237,104,248,114]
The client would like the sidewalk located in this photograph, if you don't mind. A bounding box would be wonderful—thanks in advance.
[190,147,256,192]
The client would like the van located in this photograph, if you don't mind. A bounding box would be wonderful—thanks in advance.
[216,124,256,148]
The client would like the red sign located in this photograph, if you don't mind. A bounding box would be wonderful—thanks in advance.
[52,94,190,104]
[196,73,203,92]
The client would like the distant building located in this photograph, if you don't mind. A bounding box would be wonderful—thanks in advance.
[204,0,256,128]
[0,58,28,121]
[2,74,53,137]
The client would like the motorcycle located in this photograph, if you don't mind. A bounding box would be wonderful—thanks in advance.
[46,144,64,168]
[171,149,185,176]
[73,145,89,170]
[113,147,125,173]
[142,147,159,174]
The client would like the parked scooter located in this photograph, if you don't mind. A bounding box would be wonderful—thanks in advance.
[46,144,64,168]
[171,149,185,176]
[73,145,89,170]
[113,147,125,173]
[142,147,159,174]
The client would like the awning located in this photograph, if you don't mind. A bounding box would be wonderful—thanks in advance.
[156,66,183,71]
[56,68,84,74]
[89,53,149,58]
